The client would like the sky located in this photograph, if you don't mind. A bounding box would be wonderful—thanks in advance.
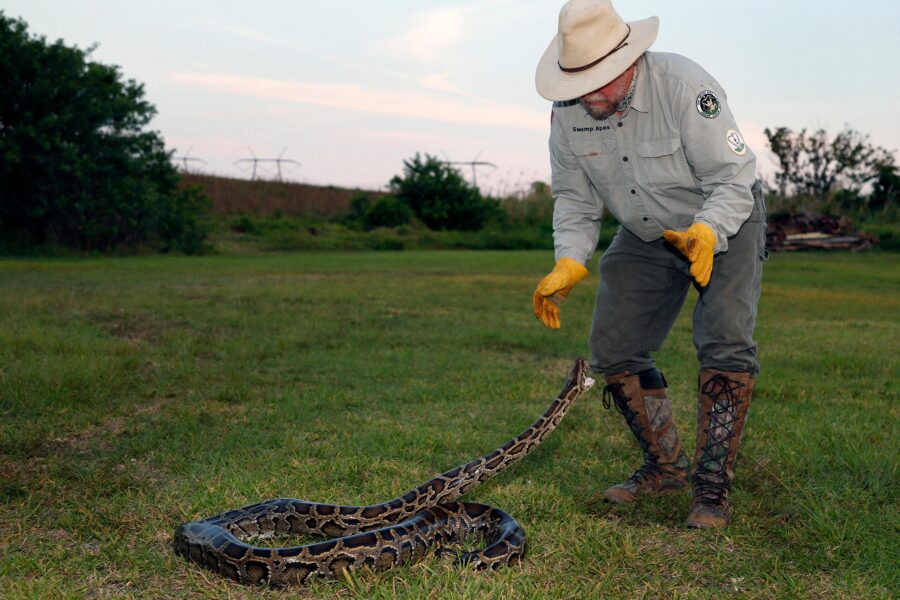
[4,1,900,194]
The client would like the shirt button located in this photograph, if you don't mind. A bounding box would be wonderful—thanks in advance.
[642,217,649,222]
[617,122,624,127]
[622,156,629,162]
[630,189,636,195]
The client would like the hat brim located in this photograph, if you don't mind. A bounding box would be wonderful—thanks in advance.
[535,16,659,101]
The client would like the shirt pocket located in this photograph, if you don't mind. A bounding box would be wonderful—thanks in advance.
[634,138,693,188]
[570,139,619,189]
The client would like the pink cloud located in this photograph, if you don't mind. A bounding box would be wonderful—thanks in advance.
[169,72,547,131]
[736,119,778,181]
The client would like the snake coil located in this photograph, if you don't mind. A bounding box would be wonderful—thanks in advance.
[174,358,593,586]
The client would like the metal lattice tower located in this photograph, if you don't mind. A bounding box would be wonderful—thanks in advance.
[234,148,301,181]
[172,146,208,173]
[442,151,497,188]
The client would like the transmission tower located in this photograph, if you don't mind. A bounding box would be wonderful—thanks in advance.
[234,147,300,181]
[442,151,497,188]
[172,146,208,173]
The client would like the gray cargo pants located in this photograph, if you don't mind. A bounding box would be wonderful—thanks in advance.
[589,188,767,377]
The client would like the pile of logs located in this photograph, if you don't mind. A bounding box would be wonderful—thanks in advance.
[766,213,876,251]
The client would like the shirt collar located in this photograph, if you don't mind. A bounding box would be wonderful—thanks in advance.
[629,53,650,114]
[614,63,639,113]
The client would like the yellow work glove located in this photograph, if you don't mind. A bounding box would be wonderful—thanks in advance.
[533,257,589,329]
[663,222,717,287]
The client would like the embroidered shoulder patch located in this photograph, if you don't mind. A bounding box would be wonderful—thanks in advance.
[726,129,747,155]
[696,90,721,119]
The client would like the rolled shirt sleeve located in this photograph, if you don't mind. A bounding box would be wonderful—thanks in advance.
[550,106,604,266]
[677,80,756,253]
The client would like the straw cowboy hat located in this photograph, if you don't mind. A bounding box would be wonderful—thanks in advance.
[536,0,659,101]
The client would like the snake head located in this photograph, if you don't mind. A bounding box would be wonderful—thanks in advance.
[564,358,595,397]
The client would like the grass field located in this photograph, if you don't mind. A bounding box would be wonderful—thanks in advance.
[1,250,898,598]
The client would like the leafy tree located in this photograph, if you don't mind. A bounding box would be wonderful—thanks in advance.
[348,191,374,222]
[389,153,498,231]
[868,161,899,212]
[763,126,892,199]
[362,196,411,231]
[0,13,209,252]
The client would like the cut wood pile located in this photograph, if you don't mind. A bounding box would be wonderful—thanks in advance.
[766,213,876,251]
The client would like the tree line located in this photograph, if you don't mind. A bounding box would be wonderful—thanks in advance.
[1,13,896,254]
[764,126,897,214]
[0,13,208,253]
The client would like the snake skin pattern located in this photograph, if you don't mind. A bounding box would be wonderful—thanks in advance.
[174,358,594,586]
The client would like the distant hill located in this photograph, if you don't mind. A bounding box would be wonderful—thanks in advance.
[180,173,383,216]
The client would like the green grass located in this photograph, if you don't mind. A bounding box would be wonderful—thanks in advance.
[1,250,898,598]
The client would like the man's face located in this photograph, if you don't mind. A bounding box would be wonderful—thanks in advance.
[579,64,636,121]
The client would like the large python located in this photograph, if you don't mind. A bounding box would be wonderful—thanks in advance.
[174,358,593,586]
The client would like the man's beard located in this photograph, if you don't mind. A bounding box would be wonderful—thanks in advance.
[579,96,618,121]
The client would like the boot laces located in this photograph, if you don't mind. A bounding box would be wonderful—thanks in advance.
[694,374,745,506]
[603,382,660,482]
[601,382,624,412]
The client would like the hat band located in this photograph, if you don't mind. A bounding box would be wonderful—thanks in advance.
[558,25,631,74]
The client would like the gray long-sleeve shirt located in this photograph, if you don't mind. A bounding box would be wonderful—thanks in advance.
[549,51,757,265]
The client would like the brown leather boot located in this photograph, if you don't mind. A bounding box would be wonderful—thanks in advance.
[601,369,690,503]
[686,369,756,529]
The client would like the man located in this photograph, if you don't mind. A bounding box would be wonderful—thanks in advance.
[532,0,767,529]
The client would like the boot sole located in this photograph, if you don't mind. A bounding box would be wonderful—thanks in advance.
[602,489,636,504]
[685,513,730,529]
[685,518,728,529]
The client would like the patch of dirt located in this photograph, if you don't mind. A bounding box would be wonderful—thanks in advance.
[1,395,177,502]
[87,308,174,345]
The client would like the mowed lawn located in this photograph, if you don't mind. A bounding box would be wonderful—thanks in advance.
[0,250,897,599]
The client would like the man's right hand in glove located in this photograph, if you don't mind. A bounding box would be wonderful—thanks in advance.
[532,257,589,329]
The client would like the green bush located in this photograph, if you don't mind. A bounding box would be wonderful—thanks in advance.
[206,179,627,253]
[389,153,500,231]
[498,181,555,229]
[349,193,370,214]
[155,184,211,255]
[858,221,900,251]
[0,13,210,253]
[362,196,411,231]
[230,216,260,235]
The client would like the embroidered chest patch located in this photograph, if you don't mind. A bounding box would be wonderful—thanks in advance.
[696,90,721,119]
